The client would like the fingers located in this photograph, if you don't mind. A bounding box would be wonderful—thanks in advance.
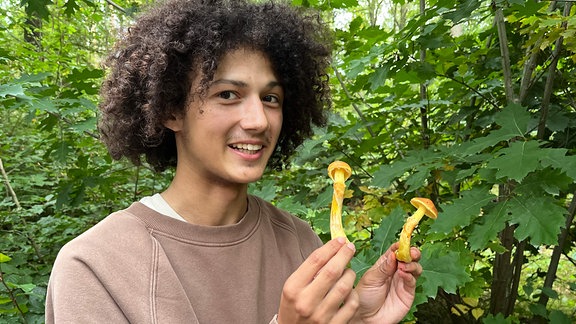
[294,238,356,304]
[278,238,358,323]
[321,268,356,308]
[287,237,352,288]
[359,244,423,289]
[306,268,358,323]
[309,241,355,292]
[397,247,423,281]
[328,274,360,323]
[409,246,421,262]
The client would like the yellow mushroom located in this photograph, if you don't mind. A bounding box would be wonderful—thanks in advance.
[327,161,352,242]
[396,197,438,262]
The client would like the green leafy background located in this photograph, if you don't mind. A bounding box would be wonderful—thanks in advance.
[1,0,575,323]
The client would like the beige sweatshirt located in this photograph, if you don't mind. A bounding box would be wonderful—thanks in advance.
[45,195,323,323]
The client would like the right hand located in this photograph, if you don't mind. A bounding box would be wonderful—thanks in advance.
[277,238,359,323]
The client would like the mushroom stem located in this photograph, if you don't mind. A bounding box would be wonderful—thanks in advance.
[396,197,438,263]
[328,161,352,242]
[330,180,347,241]
[396,208,425,262]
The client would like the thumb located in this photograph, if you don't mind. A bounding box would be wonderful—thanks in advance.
[358,247,398,288]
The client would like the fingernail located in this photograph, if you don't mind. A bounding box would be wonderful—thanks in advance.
[347,242,356,251]
[337,237,346,244]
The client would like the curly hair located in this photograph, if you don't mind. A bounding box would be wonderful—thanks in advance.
[98,0,332,172]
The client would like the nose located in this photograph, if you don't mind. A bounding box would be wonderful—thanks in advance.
[240,96,269,132]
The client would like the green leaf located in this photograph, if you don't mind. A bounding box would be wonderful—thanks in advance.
[430,186,494,234]
[508,196,566,245]
[351,250,377,278]
[514,167,573,196]
[469,202,511,251]
[352,207,405,278]
[492,104,531,138]
[549,310,572,324]
[14,283,36,294]
[0,253,12,263]
[372,206,405,255]
[404,168,431,192]
[539,148,576,181]
[528,303,548,318]
[63,0,80,15]
[441,0,481,24]
[71,117,97,133]
[541,287,558,299]
[310,186,332,210]
[482,313,515,324]
[371,149,439,188]
[0,84,31,99]
[419,244,472,297]
[0,297,13,305]
[368,66,389,91]
[249,179,277,201]
[509,0,547,16]
[455,104,531,155]
[486,140,542,182]
[276,196,308,217]
[23,0,53,20]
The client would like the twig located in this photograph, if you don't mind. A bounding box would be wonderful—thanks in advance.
[0,158,44,262]
[332,66,376,138]
[493,2,518,104]
[537,2,572,138]
[104,0,128,14]
[438,73,500,109]
[0,158,21,209]
[0,267,28,324]
[331,65,406,159]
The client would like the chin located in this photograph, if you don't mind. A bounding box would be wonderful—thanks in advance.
[244,174,265,184]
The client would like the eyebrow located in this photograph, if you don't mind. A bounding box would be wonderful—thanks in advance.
[211,79,282,89]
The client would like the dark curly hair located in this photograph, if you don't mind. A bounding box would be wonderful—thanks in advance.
[98,0,332,172]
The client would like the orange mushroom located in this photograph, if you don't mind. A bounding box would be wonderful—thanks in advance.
[327,161,352,242]
[396,197,438,262]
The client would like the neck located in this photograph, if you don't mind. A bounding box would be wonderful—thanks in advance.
[162,171,249,226]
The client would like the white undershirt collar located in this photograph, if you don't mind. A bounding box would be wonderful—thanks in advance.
[140,193,187,222]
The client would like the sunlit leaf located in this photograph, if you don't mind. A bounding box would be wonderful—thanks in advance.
[0,253,11,263]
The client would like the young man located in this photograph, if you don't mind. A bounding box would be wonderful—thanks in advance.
[45,0,422,323]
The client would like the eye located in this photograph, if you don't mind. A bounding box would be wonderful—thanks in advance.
[262,95,280,104]
[218,91,239,100]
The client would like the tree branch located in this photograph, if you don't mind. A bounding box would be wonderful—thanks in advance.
[104,0,128,14]
[537,2,572,139]
[331,65,406,159]
[493,2,518,104]
[0,158,21,209]
[332,66,376,138]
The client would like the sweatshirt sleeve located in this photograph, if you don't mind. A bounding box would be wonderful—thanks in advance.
[45,210,156,324]
[45,244,130,324]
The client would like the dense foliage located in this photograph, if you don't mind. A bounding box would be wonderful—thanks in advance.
[1,0,575,323]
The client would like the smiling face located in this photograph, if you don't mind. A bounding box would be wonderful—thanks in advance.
[165,48,284,187]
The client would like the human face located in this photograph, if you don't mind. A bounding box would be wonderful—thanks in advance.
[166,49,283,186]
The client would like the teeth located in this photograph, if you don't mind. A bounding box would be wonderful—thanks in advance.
[231,144,263,151]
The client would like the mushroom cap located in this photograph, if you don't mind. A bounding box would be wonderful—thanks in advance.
[410,197,438,219]
[327,161,352,181]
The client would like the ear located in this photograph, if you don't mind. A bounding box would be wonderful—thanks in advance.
[163,115,184,132]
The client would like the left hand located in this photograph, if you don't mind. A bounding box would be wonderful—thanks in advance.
[352,242,422,324]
